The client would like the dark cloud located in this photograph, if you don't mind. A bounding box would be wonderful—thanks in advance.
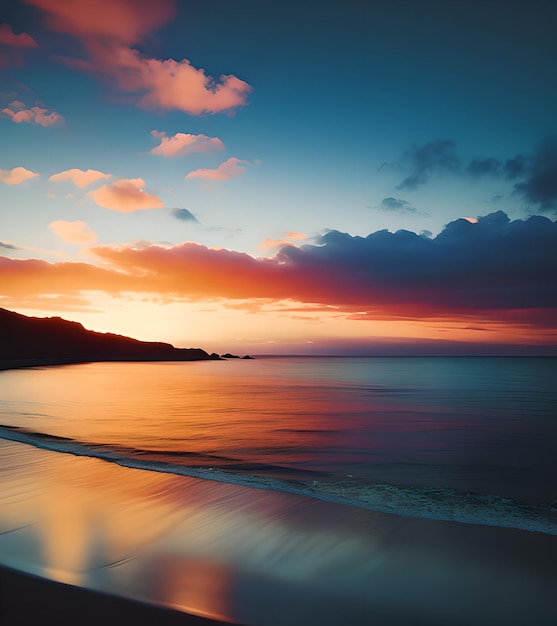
[466,156,526,180]
[281,210,557,316]
[3,213,556,333]
[172,208,199,222]
[397,140,460,190]
[0,241,19,250]
[513,138,557,211]
[393,137,556,212]
[503,155,526,180]
[379,197,417,214]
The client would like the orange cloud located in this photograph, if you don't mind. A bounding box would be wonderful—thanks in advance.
[49,220,97,245]
[2,213,555,344]
[186,157,248,181]
[88,178,164,212]
[49,168,111,187]
[0,166,39,185]
[0,23,38,47]
[150,131,225,158]
[25,0,252,116]
[258,233,308,251]
[285,232,308,240]
[2,102,63,126]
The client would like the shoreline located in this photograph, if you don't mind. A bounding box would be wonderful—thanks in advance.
[0,565,233,626]
[0,356,222,371]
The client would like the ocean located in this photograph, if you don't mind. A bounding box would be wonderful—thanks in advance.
[1,357,556,624]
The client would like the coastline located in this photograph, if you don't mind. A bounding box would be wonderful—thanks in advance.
[0,565,233,626]
[0,356,221,371]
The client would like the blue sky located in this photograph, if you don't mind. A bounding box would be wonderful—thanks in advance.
[1,0,556,354]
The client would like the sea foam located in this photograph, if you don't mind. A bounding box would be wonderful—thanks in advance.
[1,424,556,536]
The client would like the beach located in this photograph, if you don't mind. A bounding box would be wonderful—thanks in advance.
[1,436,557,625]
[1,357,556,624]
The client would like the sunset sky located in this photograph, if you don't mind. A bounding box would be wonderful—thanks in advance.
[1,0,556,355]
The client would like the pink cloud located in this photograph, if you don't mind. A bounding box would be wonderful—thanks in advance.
[88,178,164,212]
[49,168,111,187]
[0,167,39,185]
[2,103,64,126]
[185,157,248,181]
[0,23,38,47]
[24,0,252,116]
[49,220,97,245]
[23,0,174,44]
[150,130,225,158]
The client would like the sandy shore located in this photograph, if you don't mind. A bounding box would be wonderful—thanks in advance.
[0,566,233,626]
[2,438,557,625]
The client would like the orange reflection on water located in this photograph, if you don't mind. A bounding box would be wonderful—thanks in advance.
[0,443,235,623]
[1,361,377,469]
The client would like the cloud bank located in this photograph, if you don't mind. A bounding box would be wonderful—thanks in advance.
[1,213,556,336]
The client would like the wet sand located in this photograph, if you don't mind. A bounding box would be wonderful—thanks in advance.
[1,439,556,625]
[0,565,231,626]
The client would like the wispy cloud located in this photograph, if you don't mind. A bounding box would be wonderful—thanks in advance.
[150,131,225,158]
[0,241,21,250]
[49,168,111,188]
[88,178,164,212]
[0,23,38,47]
[0,166,39,185]
[2,101,63,126]
[24,0,252,115]
[397,140,460,190]
[49,220,97,244]
[186,157,248,181]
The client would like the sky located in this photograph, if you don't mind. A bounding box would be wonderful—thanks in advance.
[1,0,556,355]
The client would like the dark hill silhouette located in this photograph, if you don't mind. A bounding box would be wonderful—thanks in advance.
[0,308,219,369]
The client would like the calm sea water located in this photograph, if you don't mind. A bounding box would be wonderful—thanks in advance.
[1,357,557,624]
[1,356,556,514]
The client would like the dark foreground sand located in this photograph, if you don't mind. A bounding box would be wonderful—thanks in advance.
[0,566,233,626]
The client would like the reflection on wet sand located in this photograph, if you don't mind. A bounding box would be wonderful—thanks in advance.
[1,439,557,625]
